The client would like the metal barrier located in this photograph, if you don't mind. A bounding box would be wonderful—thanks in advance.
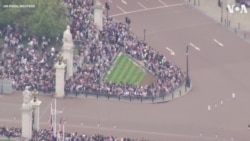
[0,79,12,94]
[65,82,192,103]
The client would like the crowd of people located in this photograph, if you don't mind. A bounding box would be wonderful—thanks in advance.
[64,0,185,97]
[0,0,185,98]
[0,24,58,93]
[0,127,149,141]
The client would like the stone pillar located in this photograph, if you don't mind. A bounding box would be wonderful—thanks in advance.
[55,61,66,98]
[62,25,74,79]
[31,100,42,131]
[62,48,73,79]
[21,103,33,140]
[94,0,103,31]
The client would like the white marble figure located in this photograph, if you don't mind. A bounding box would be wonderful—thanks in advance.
[23,87,32,104]
[63,26,73,44]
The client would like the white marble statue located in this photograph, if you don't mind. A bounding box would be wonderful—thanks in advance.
[63,25,73,44]
[23,86,32,104]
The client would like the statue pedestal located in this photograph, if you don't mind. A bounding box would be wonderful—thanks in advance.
[54,62,66,98]
[62,25,74,79]
[94,0,103,31]
[21,103,32,140]
[62,46,73,79]
[30,100,42,131]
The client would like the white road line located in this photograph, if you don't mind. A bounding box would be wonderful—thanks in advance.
[165,47,175,56]
[208,105,211,111]
[111,3,185,17]
[213,39,224,47]
[158,0,167,6]
[116,6,127,13]
[121,0,127,5]
[232,93,236,99]
[189,42,200,51]
[137,2,147,9]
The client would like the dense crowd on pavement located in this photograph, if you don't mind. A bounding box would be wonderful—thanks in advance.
[0,127,149,141]
[0,0,185,98]
[0,24,57,92]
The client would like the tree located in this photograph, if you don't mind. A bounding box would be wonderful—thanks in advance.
[0,0,68,40]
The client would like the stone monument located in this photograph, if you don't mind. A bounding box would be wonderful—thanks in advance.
[94,0,103,31]
[21,87,41,140]
[62,25,74,79]
[54,52,66,98]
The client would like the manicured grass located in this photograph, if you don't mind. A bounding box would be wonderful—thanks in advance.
[104,53,146,85]
[0,38,4,45]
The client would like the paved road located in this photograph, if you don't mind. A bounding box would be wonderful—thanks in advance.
[186,0,250,43]
[1,0,250,140]
[187,0,250,30]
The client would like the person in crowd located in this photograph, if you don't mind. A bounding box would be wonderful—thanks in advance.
[0,126,149,141]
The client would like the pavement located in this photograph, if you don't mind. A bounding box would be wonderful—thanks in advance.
[186,0,250,42]
[1,0,250,141]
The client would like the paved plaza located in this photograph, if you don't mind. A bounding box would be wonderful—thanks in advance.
[1,0,250,140]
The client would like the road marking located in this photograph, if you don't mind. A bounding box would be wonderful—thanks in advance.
[0,118,216,140]
[165,47,175,56]
[116,6,127,13]
[232,93,235,99]
[121,0,127,5]
[189,42,200,51]
[111,3,185,17]
[137,2,147,9]
[214,104,217,108]
[220,100,223,105]
[213,39,224,47]
[158,0,167,6]
[208,105,211,111]
[109,0,113,3]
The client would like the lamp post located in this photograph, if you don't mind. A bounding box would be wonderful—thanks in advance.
[226,6,229,26]
[221,0,223,23]
[105,2,110,19]
[32,89,38,140]
[1,75,3,94]
[143,29,146,41]
[185,45,190,88]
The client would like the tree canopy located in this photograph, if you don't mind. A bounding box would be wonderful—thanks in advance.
[0,0,68,39]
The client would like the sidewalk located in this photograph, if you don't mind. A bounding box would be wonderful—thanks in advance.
[186,0,250,42]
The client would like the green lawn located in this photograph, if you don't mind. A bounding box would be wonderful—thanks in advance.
[0,38,4,45]
[104,53,146,85]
